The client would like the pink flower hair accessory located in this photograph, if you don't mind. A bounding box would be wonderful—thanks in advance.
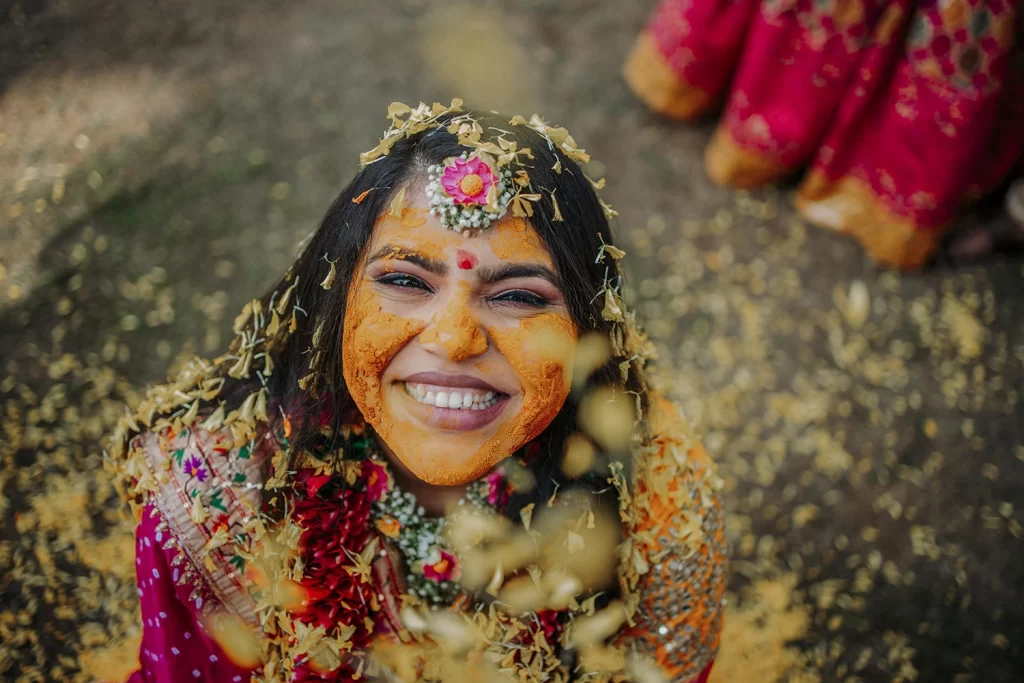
[426,152,514,232]
[441,155,494,205]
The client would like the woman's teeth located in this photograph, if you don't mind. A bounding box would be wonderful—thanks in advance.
[404,382,499,410]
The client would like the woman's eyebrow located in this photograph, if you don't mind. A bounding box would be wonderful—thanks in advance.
[367,246,447,275]
[476,263,559,286]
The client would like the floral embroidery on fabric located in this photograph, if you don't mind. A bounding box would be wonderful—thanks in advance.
[907,0,1015,93]
[127,425,269,628]
[630,0,1022,268]
[183,454,209,482]
[760,0,884,52]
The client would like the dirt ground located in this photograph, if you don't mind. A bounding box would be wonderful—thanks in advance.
[1,0,1023,681]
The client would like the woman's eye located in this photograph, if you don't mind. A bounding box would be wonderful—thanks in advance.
[491,290,551,308]
[375,272,432,291]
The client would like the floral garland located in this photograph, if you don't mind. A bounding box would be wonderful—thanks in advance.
[369,457,512,606]
[289,467,376,681]
[275,425,523,679]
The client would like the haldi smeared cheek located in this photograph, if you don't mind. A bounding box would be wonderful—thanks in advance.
[486,313,576,447]
[341,275,424,428]
[484,216,576,447]
[342,211,434,433]
[342,207,577,486]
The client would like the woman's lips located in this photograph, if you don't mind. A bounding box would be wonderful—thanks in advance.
[395,378,510,431]
[404,382,499,410]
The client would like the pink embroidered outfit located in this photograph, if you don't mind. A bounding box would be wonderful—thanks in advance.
[625,0,1024,269]
[124,426,269,682]
[128,503,251,683]
[117,402,724,682]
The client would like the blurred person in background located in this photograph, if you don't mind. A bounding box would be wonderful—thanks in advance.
[110,104,726,682]
[625,0,1023,269]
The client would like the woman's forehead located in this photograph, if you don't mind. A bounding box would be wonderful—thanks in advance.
[369,191,554,267]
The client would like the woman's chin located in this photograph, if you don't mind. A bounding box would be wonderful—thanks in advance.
[377,387,519,485]
[406,461,492,487]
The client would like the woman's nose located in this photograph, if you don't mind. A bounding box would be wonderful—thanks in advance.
[418,282,488,362]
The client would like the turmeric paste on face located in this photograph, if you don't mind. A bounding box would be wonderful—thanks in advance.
[342,198,576,486]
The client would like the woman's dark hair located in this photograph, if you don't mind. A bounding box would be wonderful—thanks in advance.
[224,111,648,521]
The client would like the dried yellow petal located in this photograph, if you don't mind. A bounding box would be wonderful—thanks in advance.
[389,186,407,217]
[320,259,337,290]
[550,190,564,222]
[578,387,634,452]
[204,612,263,669]
[520,503,535,532]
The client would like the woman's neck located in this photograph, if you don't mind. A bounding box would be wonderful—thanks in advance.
[372,433,468,517]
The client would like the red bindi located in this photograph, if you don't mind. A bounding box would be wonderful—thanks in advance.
[456,249,478,270]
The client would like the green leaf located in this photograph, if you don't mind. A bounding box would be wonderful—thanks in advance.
[208,490,228,513]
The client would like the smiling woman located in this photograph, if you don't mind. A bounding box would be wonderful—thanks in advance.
[108,102,726,682]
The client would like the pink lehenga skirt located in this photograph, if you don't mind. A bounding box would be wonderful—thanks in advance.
[625,0,1023,269]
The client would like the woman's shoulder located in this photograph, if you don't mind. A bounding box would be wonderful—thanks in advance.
[618,393,727,681]
[621,393,725,566]
[632,393,721,524]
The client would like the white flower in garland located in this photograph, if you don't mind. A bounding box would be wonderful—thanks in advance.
[369,457,509,606]
[426,152,514,232]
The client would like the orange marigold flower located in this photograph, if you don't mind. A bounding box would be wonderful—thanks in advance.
[376,516,401,539]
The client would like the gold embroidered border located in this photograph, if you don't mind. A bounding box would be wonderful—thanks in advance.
[704,128,795,188]
[138,429,264,627]
[623,32,715,121]
[796,170,942,269]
